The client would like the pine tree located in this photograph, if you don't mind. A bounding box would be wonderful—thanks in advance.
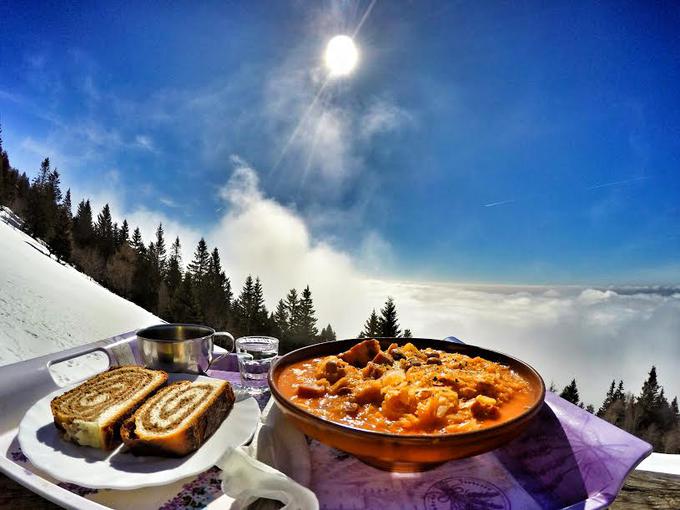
[25,158,55,239]
[234,276,257,336]
[171,236,182,261]
[146,241,161,313]
[46,184,72,262]
[639,366,660,410]
[167,273,203,324]
[319,324,337,342]
[72,200,94,247]
[118,219,129,246]
[598,380,617,417]
[359,309,380,338]
[95,204,115,259]
[560,379,580,405]
[112,223,120,248]
[284,288,300,339]
[165,236,183,298]
[12,172,30,213]
[0,130,15,206]
[378,297,401,337]
[635,366,675,449]
[63,189,72,219]
[200,247,232,329]
[131,227,144,253]
[188,238,210,281]
[636,367,661,437]
[656,389,675,431]
[613,380,625,401]
[155,223,167,278]
[131,243,153,309]
[297,285,318,342]
[252,277,269,333]
[273,299,289,339]
[403,329,413,338]
[47,169,62,203]
[0,129,19,209]
[51,202,72,262]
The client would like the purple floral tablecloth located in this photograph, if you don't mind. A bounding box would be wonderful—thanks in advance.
[303,391,651,509]
[210,356,651,510]
[8,348,649,510]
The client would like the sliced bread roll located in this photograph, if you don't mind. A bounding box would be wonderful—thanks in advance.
[120,379,235,456]
[50,366,168,450]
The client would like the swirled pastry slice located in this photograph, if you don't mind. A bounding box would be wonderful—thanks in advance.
[50,366,168,450]
[120,379,235,456]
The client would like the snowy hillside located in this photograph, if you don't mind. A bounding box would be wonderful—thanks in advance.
[0,208,160,366]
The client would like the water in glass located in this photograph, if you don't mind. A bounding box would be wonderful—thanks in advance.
[236,336,278,395]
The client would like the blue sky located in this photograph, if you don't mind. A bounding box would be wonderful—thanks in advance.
[1,0,680,284]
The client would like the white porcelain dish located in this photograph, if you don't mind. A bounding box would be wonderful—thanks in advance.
[18,374,260,490]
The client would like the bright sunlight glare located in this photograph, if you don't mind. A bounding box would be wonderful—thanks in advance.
[324,35,359,77]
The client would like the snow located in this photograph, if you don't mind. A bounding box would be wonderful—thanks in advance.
[637,452,680,476]
[0,208,161,367]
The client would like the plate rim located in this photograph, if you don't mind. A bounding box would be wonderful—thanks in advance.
[17,373,260,490]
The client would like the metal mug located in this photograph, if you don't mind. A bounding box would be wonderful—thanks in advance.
[136,324,234,374]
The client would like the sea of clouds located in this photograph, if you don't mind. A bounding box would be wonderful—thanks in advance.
[360,281,680,407]
[77,157,680,409]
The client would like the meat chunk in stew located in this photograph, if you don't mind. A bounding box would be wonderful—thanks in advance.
[296,383,327,398]
[315,357,347,384]
[339,339,381,368]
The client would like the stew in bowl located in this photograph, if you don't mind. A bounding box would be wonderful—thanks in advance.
[269,338,545,472]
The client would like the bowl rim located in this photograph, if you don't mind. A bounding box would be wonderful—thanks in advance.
[268,337,546,443]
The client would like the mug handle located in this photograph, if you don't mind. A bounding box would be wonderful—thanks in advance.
[214,331,235,352]
[208,331,235,372]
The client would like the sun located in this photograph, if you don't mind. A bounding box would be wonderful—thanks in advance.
[324,35,359,77]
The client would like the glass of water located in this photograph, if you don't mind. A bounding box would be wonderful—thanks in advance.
[235,336,279,396]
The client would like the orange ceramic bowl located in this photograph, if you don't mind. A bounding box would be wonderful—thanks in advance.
[268,337,545,472]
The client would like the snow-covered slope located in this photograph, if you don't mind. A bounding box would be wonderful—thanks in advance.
[0,208,160,366]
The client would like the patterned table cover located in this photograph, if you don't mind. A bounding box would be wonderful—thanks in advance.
[8,354,651,510]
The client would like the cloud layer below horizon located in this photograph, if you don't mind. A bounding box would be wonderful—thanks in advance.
[79,156,680,408]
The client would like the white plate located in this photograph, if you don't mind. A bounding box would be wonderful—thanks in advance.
[18,374,260,490]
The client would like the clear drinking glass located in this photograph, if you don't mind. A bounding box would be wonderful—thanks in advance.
[235,336,279,395]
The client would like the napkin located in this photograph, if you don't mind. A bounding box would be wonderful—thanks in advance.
[219,400,319,510]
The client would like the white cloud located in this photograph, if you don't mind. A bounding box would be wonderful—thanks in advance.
[158,196,179,208]
[201,159,679,410]
[360,100,413,139]
[134,134,156,152]
[356,230,396,275]
[210,157,371,327]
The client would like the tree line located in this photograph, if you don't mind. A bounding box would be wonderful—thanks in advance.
[0,127,411,354]
[554,367,680,453]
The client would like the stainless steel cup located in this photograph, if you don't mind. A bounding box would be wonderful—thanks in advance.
[136,324,234,374]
